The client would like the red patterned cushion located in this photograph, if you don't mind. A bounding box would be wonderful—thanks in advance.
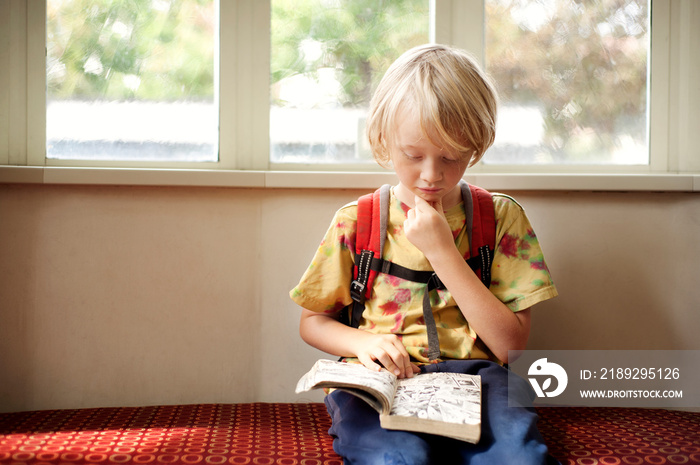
[0,403,342,464]
[1,403,699,464]
[537,407,700,465]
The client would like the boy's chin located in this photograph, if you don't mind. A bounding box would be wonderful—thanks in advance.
[414,186,462,209]
[415,192,443,203]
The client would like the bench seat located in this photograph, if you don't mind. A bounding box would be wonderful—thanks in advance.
[1,403,698,464]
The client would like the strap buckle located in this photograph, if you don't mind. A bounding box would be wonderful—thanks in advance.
[427,272,444,291]
[351,250,374,303]
[350,280,366,303]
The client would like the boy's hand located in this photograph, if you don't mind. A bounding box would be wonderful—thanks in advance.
[404,196,455,260]
[356,333,420,379]
[299,309,420,379]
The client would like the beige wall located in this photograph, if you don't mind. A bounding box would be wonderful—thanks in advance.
[1,183,699,412]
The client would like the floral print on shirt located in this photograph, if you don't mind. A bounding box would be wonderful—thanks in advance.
[291,189,557,363]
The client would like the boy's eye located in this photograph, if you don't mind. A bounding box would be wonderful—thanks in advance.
[403,152,421,160]
[441,155,462,165]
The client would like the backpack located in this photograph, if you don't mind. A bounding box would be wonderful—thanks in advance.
[340,180,496,361]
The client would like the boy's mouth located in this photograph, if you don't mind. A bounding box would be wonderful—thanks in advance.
[417,187,442,196]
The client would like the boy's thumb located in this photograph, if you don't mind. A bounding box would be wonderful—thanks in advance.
[416,194,441,212]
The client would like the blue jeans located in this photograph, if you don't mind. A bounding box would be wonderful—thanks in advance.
[324,359,557,465]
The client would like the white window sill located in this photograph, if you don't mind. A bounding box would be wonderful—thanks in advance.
[1,165,699,192]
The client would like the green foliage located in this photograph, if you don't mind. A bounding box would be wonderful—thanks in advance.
[47,0,215,101]
[486,0,648,159]
[271,0,430,106]
[47,0,649,162]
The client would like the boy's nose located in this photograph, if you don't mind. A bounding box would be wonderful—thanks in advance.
[420,160,442,183]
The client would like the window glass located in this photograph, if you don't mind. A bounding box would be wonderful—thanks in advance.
[46,0,217,162]
[270,0,430,164]
[484,0,649,165]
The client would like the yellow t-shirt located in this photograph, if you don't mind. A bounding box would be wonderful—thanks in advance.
[290,188,557,363]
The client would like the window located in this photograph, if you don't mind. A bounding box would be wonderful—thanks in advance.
[269,0,650,169]
[1,0,698,181]
[270,0,430,165]
[46,0,217,163]
[484,0,648,166]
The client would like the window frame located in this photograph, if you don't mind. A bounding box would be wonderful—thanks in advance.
[1,0,698,191]
[432,0,669,176]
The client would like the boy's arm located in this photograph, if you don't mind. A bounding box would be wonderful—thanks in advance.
[299,309,419,378]
[404,196,531,364]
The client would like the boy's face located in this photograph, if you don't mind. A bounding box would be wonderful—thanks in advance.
[390,108,469,210]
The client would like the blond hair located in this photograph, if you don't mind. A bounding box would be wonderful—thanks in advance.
[366,44,498,167]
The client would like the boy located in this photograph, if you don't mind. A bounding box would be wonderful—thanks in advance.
[291,44,558,464]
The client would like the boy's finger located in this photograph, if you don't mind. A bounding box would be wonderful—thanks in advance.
[384,347,411,378]
[375,353,402,377]
[415,195,441,212]
[414,195,429,209]
[358,354,383,373]
[402,358,415,378]
[392,340,414,378]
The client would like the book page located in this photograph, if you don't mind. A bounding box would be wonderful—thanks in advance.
[295,359,398,412]
[389,372,481,426]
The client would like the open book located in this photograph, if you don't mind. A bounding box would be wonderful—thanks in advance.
[296,359,481,443]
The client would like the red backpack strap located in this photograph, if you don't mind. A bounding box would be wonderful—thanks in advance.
[348,184,390,328]
[460,180,496,287]
[345,182,493,331]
